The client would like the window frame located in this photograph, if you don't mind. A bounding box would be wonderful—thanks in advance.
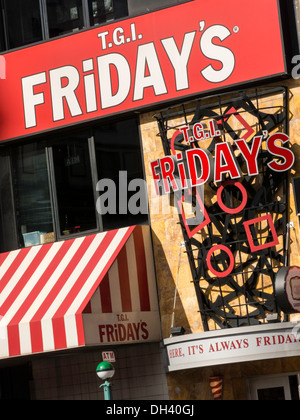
[0,0,192,52]
[45,0,87,39]
[0,0,126,51]
[0,0,45,51]
[45,130,103,242]
[11,139,55,249]
[247,373,300,401]
[0,115,147,252]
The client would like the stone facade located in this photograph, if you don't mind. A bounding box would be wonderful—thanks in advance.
[139,78,300,399]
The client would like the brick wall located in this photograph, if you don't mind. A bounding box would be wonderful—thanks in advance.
[32,343,169,400]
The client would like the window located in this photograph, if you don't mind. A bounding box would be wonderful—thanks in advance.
[11,141,54,249]
[94,118,147,230]
[292,177,300,217]
[0,363,34,400]
[1,0,43,50]
[0,152,17,253]
[88,0,128,26]
[127,0,191,16]
[0,0,129,51]
[0,117,147,252]
[0,0,190,52]
[248,374,300,401]
[46,0,85,38]
[49,131,98,237]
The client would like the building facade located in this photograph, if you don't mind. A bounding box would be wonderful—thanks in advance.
[0,0,300,400]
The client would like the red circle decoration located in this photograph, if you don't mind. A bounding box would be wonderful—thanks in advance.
[170,130,182,156]
[217,181,247,214]
[206,245,235,278]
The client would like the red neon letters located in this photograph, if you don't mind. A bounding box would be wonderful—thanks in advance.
[151,129,295,195]
[235,136,263,176]
[266,133,295,172]
[214,142,242,183]
[186,149,213,187]
[151,127,294,278]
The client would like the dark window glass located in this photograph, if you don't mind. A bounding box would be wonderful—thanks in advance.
[3,0,43,49]
[289,376,300,401]
[94,118,148,230]
[88,0,128,26]
[292,177,300,216]
[11,141,54,248]
[46,0,84,38]
[0,0,189,52]
[128,0,189,16]
[0,153,18,252]
[0,16,6,52]
[0,363,33,400]
[0,118,146,252]
[257,387,286,401]
[51,133,98,236]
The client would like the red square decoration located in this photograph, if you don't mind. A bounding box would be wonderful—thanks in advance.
[244,214,280,253]
[176,188,211,239]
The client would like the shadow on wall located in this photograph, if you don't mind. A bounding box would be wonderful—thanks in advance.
[151,231,192,339]
[291,143,300,176]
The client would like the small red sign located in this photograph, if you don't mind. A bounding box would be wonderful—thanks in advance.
[102,351,116,363]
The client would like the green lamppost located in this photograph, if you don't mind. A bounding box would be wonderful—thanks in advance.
[96,361,115,400]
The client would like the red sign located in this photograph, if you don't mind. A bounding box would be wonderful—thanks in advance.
[0,0,286,142]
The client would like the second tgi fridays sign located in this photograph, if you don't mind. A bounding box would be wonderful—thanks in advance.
[0,0,286,141]
[151,123,295,279]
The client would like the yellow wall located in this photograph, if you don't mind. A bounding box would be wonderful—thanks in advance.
[166,356,300,400]
[285,79,300,323]
[139,111,203,338]
[139,79,300,399]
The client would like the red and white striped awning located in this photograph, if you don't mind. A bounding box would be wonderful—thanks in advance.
[0,225,160,359]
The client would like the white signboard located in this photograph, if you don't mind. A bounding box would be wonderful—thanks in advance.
[164,323,300,372]
[102,351,116,363]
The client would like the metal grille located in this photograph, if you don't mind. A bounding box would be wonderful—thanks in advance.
[154,87,289,330]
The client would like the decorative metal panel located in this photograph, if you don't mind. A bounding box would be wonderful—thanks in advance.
[154,87,289,330]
